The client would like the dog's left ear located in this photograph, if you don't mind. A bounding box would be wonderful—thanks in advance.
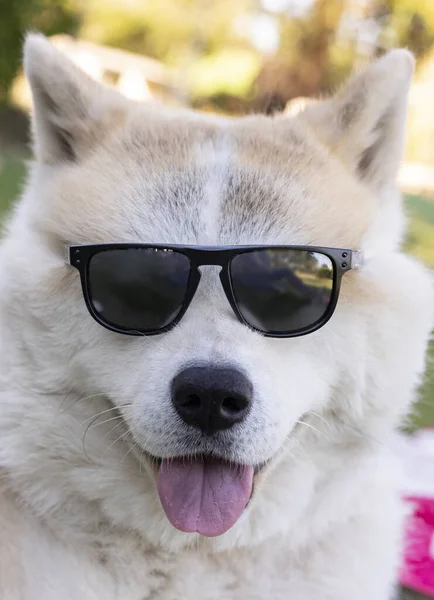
[300,50,414,192]
[24,33,127,164]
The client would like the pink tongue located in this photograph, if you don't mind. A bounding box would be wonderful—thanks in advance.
[157,457,254,537]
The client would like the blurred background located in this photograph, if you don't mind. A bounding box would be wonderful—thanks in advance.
[0,0,433,433]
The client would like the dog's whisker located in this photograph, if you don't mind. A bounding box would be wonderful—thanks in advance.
[303,411,332,431]
[58,392,108,415]
[81,403,131,425]
[284,433,307,458]
[120,435,129,457]
[88,414,126,431]
[55,389,75,417]
[121,440,140,464]
[294,419,330,442]
[103,430,131,457]
[80,402,134,461]
[139,448,146,475]
[81,408,115,462]
[345,421,389,451]
[81,427,95,464]
[285,450,300,466]
[100,420,127,444]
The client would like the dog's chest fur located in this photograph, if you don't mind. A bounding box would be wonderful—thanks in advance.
[2,484,401,600]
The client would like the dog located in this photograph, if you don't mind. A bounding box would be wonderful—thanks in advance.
[0,34,432,600]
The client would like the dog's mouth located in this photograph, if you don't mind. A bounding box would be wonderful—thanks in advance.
[149,454,263,537]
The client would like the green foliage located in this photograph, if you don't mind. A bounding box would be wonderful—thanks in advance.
[190,49,261,98]
[0,0,79,105]
[79,0,254,63]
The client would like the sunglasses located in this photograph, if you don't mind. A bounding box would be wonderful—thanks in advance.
[66,244,363,338]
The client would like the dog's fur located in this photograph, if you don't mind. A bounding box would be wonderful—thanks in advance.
[0,35,433,599]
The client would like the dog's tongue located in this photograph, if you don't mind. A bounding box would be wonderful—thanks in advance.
[157,457,254,537]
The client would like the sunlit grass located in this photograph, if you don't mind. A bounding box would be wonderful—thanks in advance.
[0,151,26,214]
[405,194,434,267]
[404,195,434,429]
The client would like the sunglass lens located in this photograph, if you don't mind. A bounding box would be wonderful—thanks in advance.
[88,248,191,332]
[229,249,334,334]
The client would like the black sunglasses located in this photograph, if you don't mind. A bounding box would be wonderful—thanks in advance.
[66,244,363,338]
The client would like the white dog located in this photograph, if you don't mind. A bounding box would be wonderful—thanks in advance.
[0,34,432,599]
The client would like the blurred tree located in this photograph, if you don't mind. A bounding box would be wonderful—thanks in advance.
[0,0,79,105]
[255,0,346,111]
[256,0,434,111]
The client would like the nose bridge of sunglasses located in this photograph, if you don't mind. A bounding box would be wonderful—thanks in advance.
[197,264,223,273]
[196,264,224,283]
[190,265,227,300]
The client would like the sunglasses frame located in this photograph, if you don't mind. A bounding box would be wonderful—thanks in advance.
[66,244,363,338]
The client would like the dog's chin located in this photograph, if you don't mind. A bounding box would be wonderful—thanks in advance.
[142,451,267,538]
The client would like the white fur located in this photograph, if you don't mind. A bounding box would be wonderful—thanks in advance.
[0,36,433,599]
[197,134,232,244]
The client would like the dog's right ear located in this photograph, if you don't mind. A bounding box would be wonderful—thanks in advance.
[299,50,414,194]
[24,33,126,164]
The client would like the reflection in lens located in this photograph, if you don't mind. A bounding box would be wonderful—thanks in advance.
[229,249,334,333]
[88,248,191,332]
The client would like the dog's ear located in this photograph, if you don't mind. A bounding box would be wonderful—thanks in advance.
[300,50,414,192]
[24,33,126,164]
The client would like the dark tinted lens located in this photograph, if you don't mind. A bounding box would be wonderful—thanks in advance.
[88,248,191,332]
[229,249,334,334]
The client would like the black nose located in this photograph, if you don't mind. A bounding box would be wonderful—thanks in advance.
[171,366,253,435]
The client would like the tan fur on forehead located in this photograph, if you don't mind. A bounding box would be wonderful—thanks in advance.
[230,115,377,246]
[30,106,376,250]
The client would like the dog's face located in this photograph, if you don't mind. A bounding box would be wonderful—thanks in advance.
[1,35,432,549]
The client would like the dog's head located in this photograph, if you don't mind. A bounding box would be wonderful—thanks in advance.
[0,35,432,550]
